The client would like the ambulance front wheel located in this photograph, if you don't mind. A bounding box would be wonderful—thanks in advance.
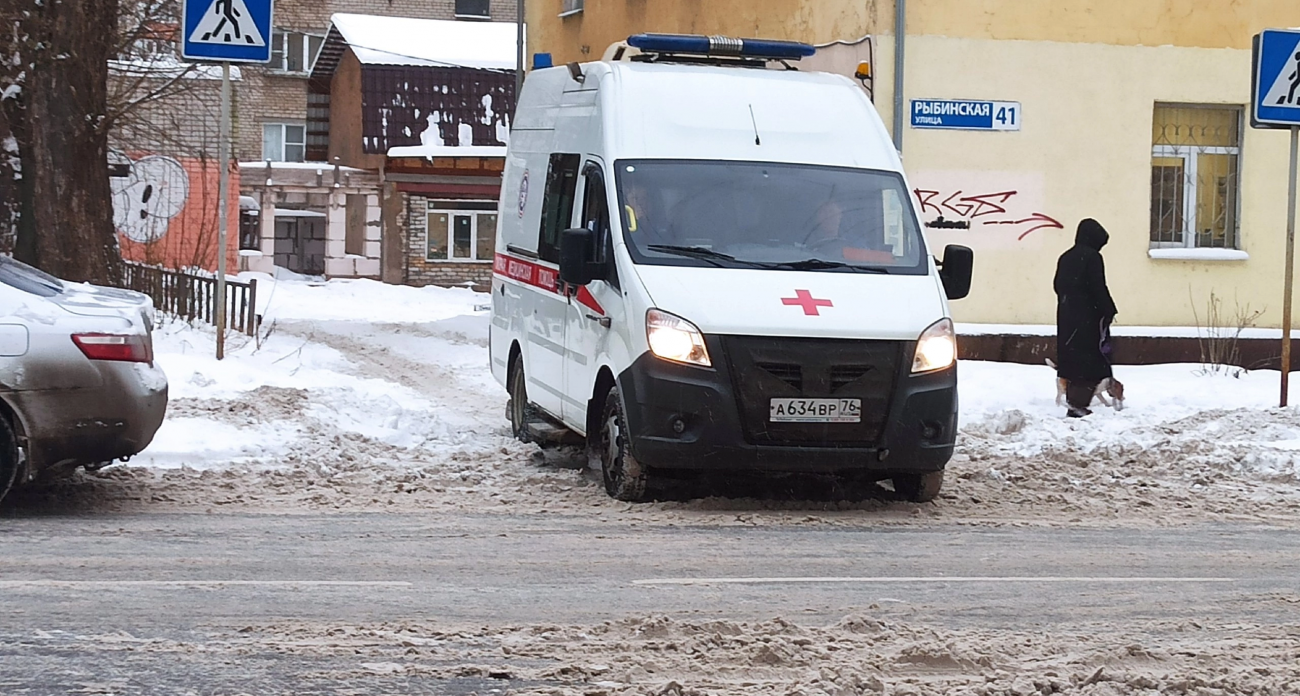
[508,358,538,443]
[599,385,650,502]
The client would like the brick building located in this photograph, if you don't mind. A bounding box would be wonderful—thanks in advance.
[234,0,519,164]
[236,5,519,287]
[108,0,519,285]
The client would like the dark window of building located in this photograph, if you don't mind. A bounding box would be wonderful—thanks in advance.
[455,0,491,19]
[306,89,331,163]
[239,209,260,251]
[345,194,368,256]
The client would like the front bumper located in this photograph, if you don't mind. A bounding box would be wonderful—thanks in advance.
[11,362,169,476]
[617,335,956,474]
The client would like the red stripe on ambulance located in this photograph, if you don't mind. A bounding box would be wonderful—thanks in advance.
[494,253,595,313]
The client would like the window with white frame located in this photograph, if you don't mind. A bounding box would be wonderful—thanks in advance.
[560,0,584,17]
[262,123,306,162]
[270,30,324,73]
[1149,104,1242,250]
[427,200,498,262]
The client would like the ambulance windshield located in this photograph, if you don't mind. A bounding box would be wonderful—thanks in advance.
[615,160,927,274]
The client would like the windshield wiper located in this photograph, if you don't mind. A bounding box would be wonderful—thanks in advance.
[646,245,747,268]
[771,258,890,273]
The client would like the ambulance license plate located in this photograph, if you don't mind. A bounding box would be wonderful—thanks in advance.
[769,398,862,423]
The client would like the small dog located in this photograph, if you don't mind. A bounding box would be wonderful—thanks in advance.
[1045,359,1125,412]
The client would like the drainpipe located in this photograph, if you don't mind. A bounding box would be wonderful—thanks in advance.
[892,0,906,154]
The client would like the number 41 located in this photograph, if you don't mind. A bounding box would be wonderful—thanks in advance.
[995,106,1017,126]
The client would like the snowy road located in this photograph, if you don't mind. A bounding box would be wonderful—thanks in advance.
[4,276,1300,694]
[1,512,1299,694]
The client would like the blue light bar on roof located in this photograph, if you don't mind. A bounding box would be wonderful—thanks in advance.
[626,33,816,60]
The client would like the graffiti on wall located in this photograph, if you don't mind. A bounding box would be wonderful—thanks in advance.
[111,154,190,244]
[911,172,1063,249]
[110,152,239,272]
[914,188,1062,240]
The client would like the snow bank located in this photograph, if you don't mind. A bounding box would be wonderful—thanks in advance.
[138,279,500,471]
[236,273,486,324]
[960,361,1300,483]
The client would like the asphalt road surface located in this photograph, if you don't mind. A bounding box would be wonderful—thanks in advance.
[2,509,1298,695]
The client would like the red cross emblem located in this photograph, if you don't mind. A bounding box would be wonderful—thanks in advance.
[781,289,833,316]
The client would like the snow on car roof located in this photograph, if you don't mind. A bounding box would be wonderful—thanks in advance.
[320,13,520,73]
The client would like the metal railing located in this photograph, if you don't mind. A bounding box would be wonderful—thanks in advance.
[121,261,260,336]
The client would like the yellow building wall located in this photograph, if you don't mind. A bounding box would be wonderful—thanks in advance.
[527,0,1299,67]
[526,0,879,66]
[907,0,1298,50]
[525,1,1300,329]
[900,35,1293,329]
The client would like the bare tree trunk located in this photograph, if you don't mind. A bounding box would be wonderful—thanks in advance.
[14,0,122,285]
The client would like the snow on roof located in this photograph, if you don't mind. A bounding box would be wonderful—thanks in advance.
[323,13,520,72]
[387,144,507,159]
[236,161,367,173]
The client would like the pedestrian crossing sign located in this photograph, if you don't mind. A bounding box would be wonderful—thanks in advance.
[1253,29,1300,129]
[181,0,274,63]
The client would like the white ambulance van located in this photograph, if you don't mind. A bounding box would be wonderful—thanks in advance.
[490,34,973,502]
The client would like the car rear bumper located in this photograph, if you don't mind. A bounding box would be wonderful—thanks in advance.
[11,362,168,475]
[616,337,956,474]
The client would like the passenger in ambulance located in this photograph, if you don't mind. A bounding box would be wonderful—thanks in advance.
[805,196,896,265]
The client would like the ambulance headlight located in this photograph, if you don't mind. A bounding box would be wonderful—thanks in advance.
[912,318,957,374]
[647,309,711,367]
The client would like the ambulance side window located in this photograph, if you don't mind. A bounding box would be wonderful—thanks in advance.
[537,153,581,263]
[580,165,618,289]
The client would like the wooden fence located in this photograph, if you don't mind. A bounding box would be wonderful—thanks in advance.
[121,262,260,336]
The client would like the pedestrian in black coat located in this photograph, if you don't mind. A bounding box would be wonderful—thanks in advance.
[1054,218,1119,416]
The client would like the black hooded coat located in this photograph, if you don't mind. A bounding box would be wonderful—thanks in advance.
[1054,219,1119,382]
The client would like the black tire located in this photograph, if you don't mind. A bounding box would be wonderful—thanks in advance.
[893,470,945,503]
[507,357,538,443]
[0,415,18,504]
[598,386,649,502]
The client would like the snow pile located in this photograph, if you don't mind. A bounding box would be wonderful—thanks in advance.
[960,361,1300,484]
[137,277,511,475]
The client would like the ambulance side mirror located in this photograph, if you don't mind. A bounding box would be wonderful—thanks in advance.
[560,228,599,286]
[938,245,973,300]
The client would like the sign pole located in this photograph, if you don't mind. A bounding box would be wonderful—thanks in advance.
[1284,125,1299,407]
[515,0,524,98]
[216,60,231,360]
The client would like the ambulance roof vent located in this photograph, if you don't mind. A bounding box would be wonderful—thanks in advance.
[623,33,815,68]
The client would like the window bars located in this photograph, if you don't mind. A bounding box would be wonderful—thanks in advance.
[1149,104,1242,249]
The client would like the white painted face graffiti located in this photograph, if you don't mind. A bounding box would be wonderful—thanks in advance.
[111,155,190,244]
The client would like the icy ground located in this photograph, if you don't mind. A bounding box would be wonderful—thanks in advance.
[31,274,1300,526]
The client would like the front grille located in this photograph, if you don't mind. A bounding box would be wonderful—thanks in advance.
[830,365,873,392]
[722,336,901,446]
[756,362,802,391]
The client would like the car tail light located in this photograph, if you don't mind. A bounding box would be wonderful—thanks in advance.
[71,333,153,364]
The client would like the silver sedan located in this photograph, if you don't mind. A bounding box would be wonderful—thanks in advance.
[0,257,168,502]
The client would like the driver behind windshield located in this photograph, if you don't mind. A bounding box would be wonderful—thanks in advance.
[622,184,671,246]
[805,196,895,265]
